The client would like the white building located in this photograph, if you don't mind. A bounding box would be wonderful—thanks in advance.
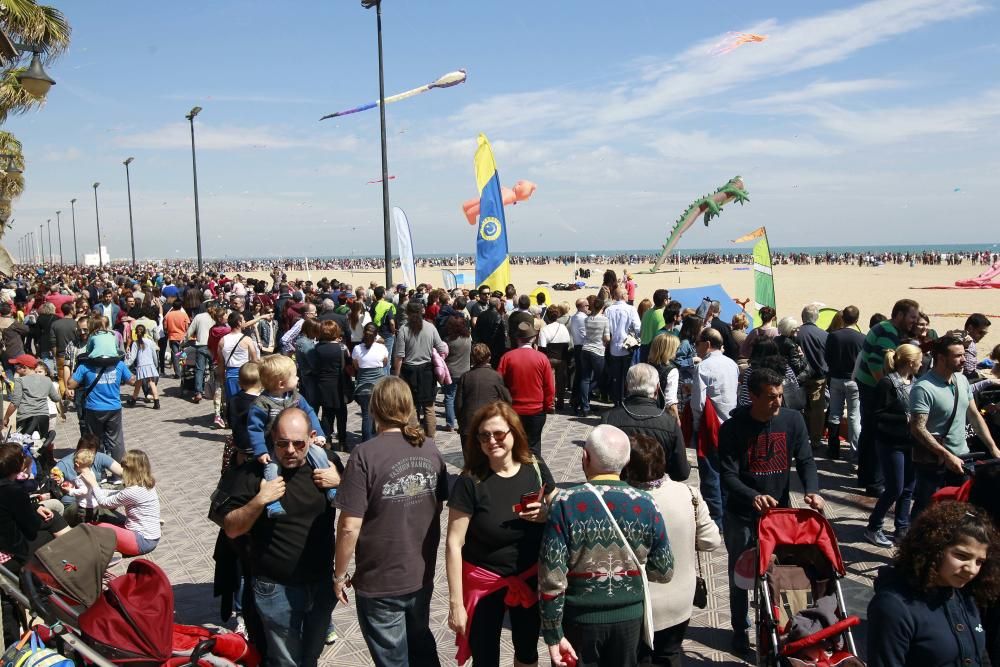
[83,246,110,266]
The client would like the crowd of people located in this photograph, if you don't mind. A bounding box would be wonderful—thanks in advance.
[1,262,1000,667]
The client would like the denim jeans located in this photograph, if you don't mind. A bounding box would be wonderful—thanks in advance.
[169,341,183,378]
[442,381,458,428]
[868,443,915,532]
[381,335,395,376]
[858,382,884,489]
[828,378,861,451]
[355,585,440,667]
[723,513,754,635]
[253,576,336,667]
[578,351,605,412]
[193,344,212,395]
[697,452,725,531]
[357,394,374,442]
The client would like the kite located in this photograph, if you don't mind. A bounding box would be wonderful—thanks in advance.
[319,69,467,121]
[712,32,768,55]
[645,176,749,273]
[367,176,396,184]
[462,180,537,225]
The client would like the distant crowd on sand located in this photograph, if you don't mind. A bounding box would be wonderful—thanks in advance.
[4,262,1000,667]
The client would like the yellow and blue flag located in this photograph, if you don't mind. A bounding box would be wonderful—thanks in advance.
[473,134,510,292]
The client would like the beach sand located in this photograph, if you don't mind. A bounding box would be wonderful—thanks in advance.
[243,262,997,352]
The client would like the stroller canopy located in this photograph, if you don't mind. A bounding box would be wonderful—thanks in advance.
[79,559,174,663]
[756,508,846,576]
[30,523,118,607]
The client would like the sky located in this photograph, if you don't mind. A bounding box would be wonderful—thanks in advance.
[5,0,1000,260]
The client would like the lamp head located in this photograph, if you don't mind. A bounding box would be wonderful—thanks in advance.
[124,157,134,166]
[70,198,76,204]
[93,182,100,189]
[186,106,202,120]
[361,0,380,7]
[16,51,55,98]
[56,210,60,215]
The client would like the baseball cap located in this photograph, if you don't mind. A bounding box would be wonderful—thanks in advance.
[9,354,38,369]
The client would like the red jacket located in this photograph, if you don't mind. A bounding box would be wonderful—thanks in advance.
[497,346,555,416]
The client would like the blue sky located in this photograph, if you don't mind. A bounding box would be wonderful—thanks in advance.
[5,0,1000,260]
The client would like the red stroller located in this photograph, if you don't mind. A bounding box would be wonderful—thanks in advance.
[18,525,259,666]
[754,509,863,667]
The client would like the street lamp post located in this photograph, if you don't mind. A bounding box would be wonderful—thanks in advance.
[186,107,204,274]
[38,224,43,264]
[361,0,393,290]
[70,198,78,265]
[47,218,52,264]
[123,157,136,266]
[93,182,103,269]
[56,210,62,264]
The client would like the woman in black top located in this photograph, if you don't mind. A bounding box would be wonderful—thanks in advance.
[310,320,352,450]
[865,343,922,548]
[446,401,556,667]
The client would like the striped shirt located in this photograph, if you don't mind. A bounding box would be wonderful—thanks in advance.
[855,321,901,388]
[92,485,161,541]
[581,314,610,356]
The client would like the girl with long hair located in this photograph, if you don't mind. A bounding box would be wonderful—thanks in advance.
[80,449,161,557]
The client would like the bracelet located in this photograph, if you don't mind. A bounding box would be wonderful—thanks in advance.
[334,572,351,584]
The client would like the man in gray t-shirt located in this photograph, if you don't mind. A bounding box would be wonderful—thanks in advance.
[910,335,999,517]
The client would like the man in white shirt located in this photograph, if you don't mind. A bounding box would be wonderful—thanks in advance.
[603,287,641,406]
[568,299,590,412]
[692,327,739,528]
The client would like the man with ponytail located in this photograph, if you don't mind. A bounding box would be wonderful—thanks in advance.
[334,376,448,666]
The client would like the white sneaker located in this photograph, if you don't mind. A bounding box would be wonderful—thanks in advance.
[864,528,893,548]
[233,614,247,638]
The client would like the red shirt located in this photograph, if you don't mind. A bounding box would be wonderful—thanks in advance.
[45,293,75,315]
[496,346,555,416]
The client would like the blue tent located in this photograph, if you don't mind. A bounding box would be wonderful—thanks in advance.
[669,283,752,331]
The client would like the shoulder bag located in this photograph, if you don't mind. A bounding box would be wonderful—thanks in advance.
[584,483,654,647]
[688,486,708,608]
[912,382,960,467]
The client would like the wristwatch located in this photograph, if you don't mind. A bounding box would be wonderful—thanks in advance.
[334,573,351,584]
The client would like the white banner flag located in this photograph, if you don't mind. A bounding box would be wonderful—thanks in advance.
[392,206,417,289]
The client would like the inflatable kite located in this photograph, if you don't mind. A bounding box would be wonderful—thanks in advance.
[462,179,537,225]
[712,32,768,55]
[956,262,1000,288]
[367,176,396,184]
[647,176,749,273]
[319,69,467,121]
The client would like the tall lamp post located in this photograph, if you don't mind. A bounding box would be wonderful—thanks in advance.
[185,107,203,274]
[55,210,62,264]
[46,218,52,264]
[123,157,136,266]
[93,182,103,269]
[69,198,78,265]
[361,0,393,289]
[38,224,43,264]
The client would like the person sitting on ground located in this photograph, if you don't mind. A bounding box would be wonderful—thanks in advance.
[867,501,998,667]
[79,449,161,558]
[246,354,332,518]
[61,448,100,524]
[602,363,689,482]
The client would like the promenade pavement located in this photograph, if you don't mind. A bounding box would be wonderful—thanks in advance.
[51,376,890,665]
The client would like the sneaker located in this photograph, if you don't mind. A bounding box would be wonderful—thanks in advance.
[233,615,248,639]
[214,415,226,429]
[730,631,752,656]
[325,627,338,645]
[153,399,161,410]
[864,528,893,548]
[108,554,123,567]
[893,526,909,542]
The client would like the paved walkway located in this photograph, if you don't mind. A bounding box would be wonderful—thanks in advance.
[53,376,891,665]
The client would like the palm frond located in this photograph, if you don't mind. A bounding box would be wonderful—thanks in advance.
[0,67,45,123]
[0,0,71,59]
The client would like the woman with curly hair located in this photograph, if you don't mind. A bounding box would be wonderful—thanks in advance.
[867,501,998,667]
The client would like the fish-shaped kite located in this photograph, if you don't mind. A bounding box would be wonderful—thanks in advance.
[320,69,467,121]
[367,176,396,184]
[712,32,768,55]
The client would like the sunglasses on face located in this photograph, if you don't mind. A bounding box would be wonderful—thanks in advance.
[274,439,309,450]
[476,429,511,444]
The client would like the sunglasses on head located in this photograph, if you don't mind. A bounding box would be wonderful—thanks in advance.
[476,429,511,444]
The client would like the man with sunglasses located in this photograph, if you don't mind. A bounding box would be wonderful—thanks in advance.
[220,407,343,667]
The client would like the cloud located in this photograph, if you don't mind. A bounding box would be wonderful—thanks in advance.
[160,93,323,105]
[652,131,833,161]
[113,123,360,152]
[742,78,903,108]
[41,147,82,161]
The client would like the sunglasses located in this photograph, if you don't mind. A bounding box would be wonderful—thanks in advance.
[274,439,309,450]
[476,429,511,444]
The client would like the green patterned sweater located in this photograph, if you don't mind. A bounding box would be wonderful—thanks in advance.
[538,479,674,645]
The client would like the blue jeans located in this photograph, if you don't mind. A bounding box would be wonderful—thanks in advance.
[607,353,630,406]
[381,335,395,376]
[828,378,861,451]
[868,443,915,532]
[578,351,605,413]
[355,585,440,667]
[193,345,212,395]
[253,576,335,667]
[357,394,374,442]
[723,514,754,635]
[441,382,458,428]
[698,452,725,531]
[169,341,183,378]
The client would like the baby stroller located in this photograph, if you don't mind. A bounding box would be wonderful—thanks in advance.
[754,508,863,667]
[18,524,259,666]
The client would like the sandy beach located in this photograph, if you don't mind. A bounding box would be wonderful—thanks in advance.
[241,261,997,354]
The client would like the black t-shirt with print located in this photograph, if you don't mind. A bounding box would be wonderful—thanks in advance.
[449,459,555,576]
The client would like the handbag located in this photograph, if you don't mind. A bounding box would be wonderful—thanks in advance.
[782,377,807,411]
[585,483,654,647]
[622,332,641,351]
[688,486,708,609]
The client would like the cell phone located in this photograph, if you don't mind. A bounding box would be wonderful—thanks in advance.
[513,485,549,514]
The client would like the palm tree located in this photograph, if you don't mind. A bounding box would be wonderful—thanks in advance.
[0,129,23,235]
[0,0,71,122]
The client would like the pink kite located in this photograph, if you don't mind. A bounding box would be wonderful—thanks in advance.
[462,179,537,225]
[712,32,768,55]
[367,175,396,184]
[956,262,1000,288]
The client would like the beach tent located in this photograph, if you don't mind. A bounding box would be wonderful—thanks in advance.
[440,270,476,291]
[669,283,753,331]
